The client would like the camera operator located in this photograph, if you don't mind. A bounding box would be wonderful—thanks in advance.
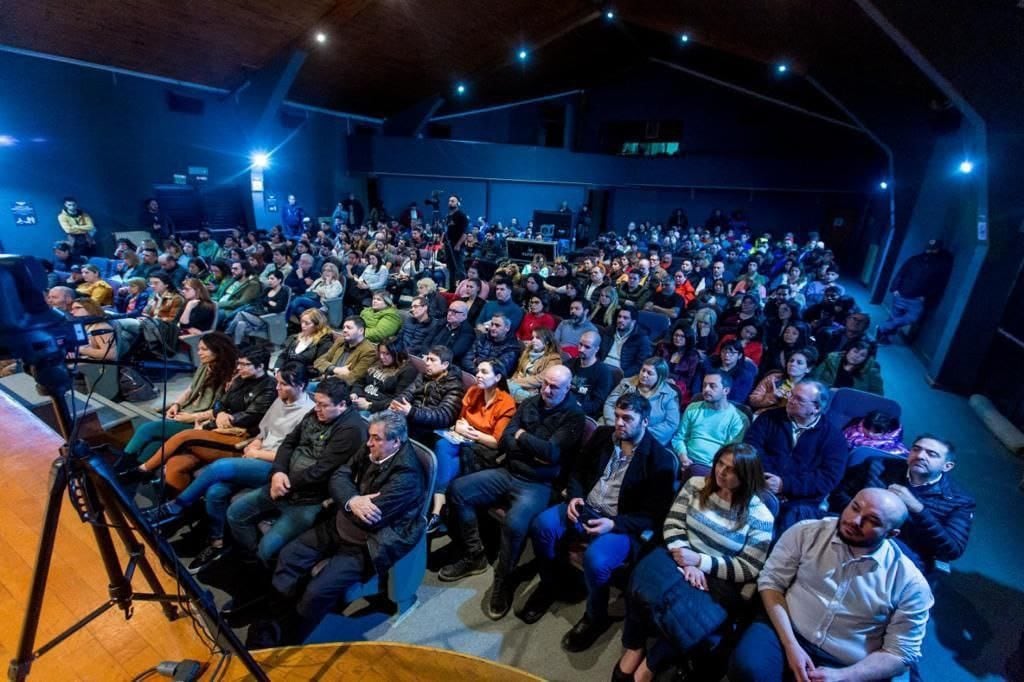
[445,194,469,287]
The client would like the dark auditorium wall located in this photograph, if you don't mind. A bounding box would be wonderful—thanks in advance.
[0,50,355,259]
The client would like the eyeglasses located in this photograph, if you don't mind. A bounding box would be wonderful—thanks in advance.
[237,360,254,367]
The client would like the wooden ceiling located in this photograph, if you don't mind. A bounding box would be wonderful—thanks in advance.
[1,0,1009,122]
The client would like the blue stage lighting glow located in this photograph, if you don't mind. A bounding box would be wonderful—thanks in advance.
[680,33,690,43]
[0,135,17,147]
[879,181,888,190]
[518,49,528,61]
[776,63,788,74]
[456,83,466,95]
[250,151,270,170]
[958,160,974,174]
[605,10,615,20]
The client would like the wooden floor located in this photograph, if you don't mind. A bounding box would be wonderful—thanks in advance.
[0,391,212,681]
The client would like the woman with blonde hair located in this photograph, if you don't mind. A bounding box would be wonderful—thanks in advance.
[603,357,681,446]
[68,298,117,361]
[275,308,333,375]
[287,261,343,322]
[507,328,563,402]
[77,264,114,306]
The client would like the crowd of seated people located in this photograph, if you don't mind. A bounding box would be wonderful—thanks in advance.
[30,201,980,680]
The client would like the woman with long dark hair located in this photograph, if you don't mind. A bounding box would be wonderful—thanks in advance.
[762,320,812,375]
[613,443,775,681]
[748,347,819,414]
[811,338,884,394]
[350,337,419,413]
[427,358,517,533]
[121,332,238,463]
[654,323,701,403]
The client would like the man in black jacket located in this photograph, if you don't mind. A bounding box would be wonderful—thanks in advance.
[877,238,953,343]
[399,296,442,356]
[831,433,975,580]
[598,306,652,379]
[227,378,367,565]
[249,412,427,646]
[439,366,585,620]
[391,345,465,443]
[522,393,677,651]
[568,330,615,418]
[427,300,475,366]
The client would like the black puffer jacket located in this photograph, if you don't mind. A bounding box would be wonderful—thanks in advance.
[399,366,465,431]
[352,363,419,412]
[213,373,277,435]
[499,393,585,484]
[271,408,368,505]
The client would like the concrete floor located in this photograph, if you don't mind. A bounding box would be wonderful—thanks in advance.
[144,286,1024,681]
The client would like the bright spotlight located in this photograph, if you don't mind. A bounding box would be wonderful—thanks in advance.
[315,32,327,44]
[456,83,466,95]
[958,159,974,174]
[250,151,270,170]
[518,49,528,61]
[680,33,690,43]
[0,135,17,147]
[605,10,615,20]
[776,63,788,74]
[879,181,888,190]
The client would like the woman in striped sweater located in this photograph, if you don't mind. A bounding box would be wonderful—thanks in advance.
[613,443,775,682]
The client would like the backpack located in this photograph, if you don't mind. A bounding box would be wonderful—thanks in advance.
[118,366,158,402]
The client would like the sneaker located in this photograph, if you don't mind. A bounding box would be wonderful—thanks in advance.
[438,553,489,582]
[143,500,184,528]
[425,513,447,535]
[187,544,228,574]
[486,582,511,621]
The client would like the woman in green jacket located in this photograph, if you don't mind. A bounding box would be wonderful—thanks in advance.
[810,338,884,395]
[360,291,403,343]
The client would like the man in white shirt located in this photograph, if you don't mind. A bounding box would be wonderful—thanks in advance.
[730,488,933,682]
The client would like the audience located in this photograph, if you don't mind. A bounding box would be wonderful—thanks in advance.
[29,201,973,678]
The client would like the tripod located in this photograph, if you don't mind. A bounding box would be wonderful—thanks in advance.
[7,363,268,681]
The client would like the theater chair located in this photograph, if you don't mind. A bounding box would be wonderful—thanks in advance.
[303,439,436,643]
[638,310,671,341]
[179,303,219,367]
[246,312,288,347]
[323,296,344,328]
[825,387,901,432]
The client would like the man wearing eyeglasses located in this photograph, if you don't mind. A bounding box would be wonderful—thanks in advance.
[427,300,475,366]
[744,380,848,532]
[400,296,442,356]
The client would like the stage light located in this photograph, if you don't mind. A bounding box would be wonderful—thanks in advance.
[958,159,974,174]
[776,63,788,74]
[879,181,888,190]
[605,9,615,20]
[250,151,270,170]
[456,83,466,95]
[680,33,690,43]
[0,135,17,147]
[315,32,327,44]
[518,49,528,61]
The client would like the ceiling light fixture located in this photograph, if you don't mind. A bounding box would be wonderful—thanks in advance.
[315,32,327,44]
[958,159,974,174]
[249,151,270,170]
[680,33,690,43]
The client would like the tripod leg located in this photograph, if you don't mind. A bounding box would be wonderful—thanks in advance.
[92,479,178,620]
[9,455,70,682]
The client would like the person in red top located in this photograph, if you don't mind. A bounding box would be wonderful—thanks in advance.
[672,270,696,306]
[427,358,517,533]
[516,293,558,342]
[715,320,764,367]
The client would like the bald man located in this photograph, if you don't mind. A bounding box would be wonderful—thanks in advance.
[46,286,75,316]
[440,365,586,621]
[730,488,934,682]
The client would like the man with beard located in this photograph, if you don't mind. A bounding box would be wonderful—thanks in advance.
[520,393,676,651]
[461,312,522,375]
[599,307,653,379]
[57,196,96,259]
[444,194,469,286]
[553,298,599,352]
[730,488,933,682]
[831,434,975,580]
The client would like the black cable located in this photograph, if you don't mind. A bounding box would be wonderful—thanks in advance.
[130,666,159,682]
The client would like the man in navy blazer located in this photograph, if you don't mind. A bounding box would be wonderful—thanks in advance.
[744,380,847,532]
[521,392,678,652]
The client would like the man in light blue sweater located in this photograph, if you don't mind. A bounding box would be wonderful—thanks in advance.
[671,372,749,469]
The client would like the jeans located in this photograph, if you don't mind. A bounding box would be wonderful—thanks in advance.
[878,293,926,336]
[126,420,194,462]
[287,295,320,322]
[273,521,373,642]
[433,437,462,495]
[530,503,633,622]
[226,486,323,565]
[176,458,272,540]
[449,468,552,579]
[226,310,267,345]
[729,618,848,682]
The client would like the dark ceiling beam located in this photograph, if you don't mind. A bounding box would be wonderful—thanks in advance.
[239,48,309,140]
[382,96,446,137]
[650,58,864,134]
